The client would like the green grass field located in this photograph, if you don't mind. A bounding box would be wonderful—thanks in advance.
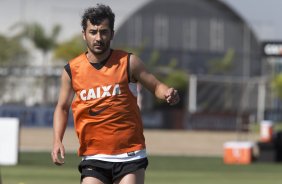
[1,152,282,184]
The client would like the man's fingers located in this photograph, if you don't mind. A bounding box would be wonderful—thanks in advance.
[51,148,65,166]
[53,154,65,165]
[165,88,179,105]
[60,147,65,159]
[164,88,174,100]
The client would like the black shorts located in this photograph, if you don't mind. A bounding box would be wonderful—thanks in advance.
[78,158,148,184]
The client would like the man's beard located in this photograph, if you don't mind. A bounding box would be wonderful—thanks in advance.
[88,41,110,55]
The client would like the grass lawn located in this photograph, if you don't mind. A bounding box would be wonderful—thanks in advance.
[1,152,282,184]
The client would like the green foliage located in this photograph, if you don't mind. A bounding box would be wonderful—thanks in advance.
[54,35,86,62]
[147,50,160,69]
[271,73,282,100]
[16,22,61,53]
[208,48,235,74]
[163,70,188,91]
[118,45,189,91]
[157,58,188,92]
[0,35,28,65]
[116,45,189,108]
[153,58,188,108]
[114,38,149,56]
[166,58,187,90]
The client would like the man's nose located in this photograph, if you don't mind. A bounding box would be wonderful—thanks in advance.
[95,32,102,41]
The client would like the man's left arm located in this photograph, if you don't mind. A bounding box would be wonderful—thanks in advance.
[129,54,180,105]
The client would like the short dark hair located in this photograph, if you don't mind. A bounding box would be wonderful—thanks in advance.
[81,4,115,31]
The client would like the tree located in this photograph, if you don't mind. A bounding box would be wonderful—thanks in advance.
[15,22,61,105]
[53,35,86,62]
[208,48,235,75]
[16,22,61,55]
[0,34,28,66]
[271,73,282,100]
[155,58,188,109]
[0,34,29,105]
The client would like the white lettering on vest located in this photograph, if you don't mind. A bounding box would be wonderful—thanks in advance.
[79,84,121,101]
[96,87,101,98]
[80,90,87,101]
[112,84,121,95]
[87,88,96,100]
[101,85,112,97]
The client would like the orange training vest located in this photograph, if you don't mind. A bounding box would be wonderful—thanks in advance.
[69,50,145,156]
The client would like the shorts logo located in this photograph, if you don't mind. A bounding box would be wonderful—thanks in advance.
[127,152,136,156]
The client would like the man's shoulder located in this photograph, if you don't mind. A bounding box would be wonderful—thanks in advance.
[112,49,128,54]
[112,49,131,59]
[68,53,87,65]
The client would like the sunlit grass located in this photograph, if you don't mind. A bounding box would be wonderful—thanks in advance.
[1,152,282,184]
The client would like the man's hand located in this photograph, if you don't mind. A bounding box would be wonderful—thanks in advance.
[165,88,180,105]
[51,141,65,166]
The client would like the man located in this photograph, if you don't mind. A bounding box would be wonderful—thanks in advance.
[51,4,179,184]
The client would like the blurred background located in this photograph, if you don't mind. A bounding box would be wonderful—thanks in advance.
[2,0,282,183]
[1,0,282,129]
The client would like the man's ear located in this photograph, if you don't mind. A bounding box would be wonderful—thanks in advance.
[82,30,86,40]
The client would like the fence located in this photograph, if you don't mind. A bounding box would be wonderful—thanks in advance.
[0,66,280,130]
[0,105,74,127]
[185,74,274,130]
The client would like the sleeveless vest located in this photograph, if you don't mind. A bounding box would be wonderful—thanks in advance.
[69,50,145,156]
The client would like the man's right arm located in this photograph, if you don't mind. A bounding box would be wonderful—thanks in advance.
[51,69,74,165]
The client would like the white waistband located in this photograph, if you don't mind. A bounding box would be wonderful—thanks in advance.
[82,149,147,162]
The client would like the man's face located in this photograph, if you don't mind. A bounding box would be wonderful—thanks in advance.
[83,19,114,55]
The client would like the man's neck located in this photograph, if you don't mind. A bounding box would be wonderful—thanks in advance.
[87,49,111,63]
